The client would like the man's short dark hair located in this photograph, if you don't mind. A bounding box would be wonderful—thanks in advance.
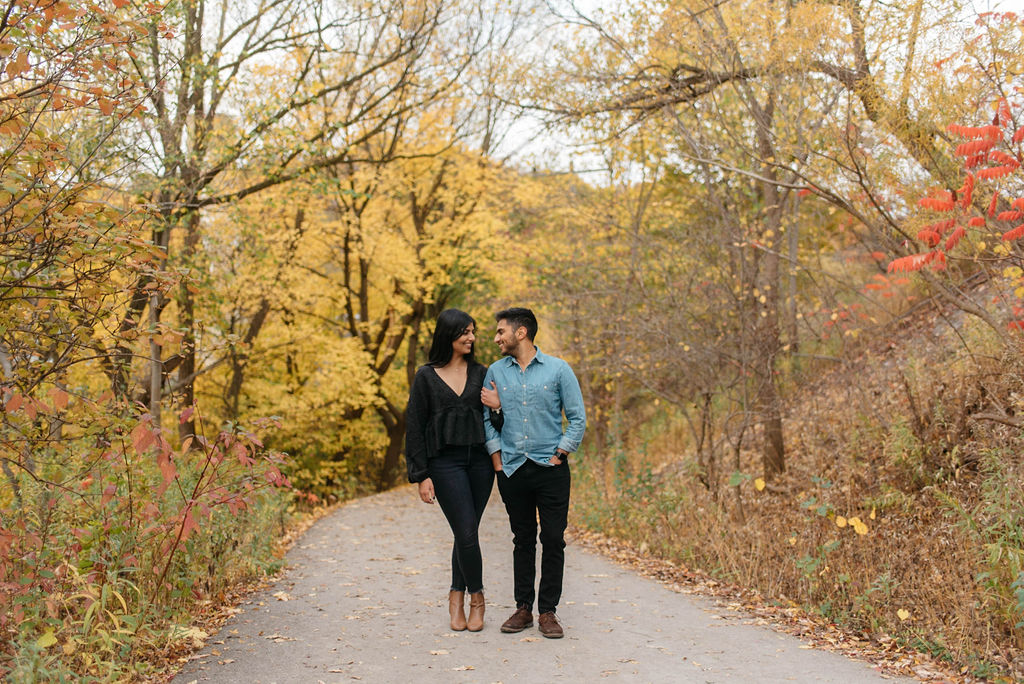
[495,307,538,341]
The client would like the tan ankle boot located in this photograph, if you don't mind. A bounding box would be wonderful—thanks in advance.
[467,591,485,632]
[448,590,467,631]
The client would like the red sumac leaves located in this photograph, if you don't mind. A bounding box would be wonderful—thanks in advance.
[945,226,967,251]
[1002,224,1024,242]
[977,165,1016,180]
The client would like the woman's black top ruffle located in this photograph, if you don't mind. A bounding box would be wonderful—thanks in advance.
[405,362,500,483]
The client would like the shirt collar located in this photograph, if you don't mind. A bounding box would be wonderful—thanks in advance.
[503,346,545,367]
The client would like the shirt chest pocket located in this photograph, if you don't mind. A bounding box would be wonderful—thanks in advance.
[527,380,559,408]
[500,379,556,406]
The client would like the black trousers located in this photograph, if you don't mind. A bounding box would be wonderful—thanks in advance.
[496,458,571,614]
[428,445,494,594]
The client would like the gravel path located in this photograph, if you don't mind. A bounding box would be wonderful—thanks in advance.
[171,485,914,683]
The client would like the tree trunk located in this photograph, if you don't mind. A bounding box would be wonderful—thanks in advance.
[149,292,162,428]
[224,297,272,420]
[753,94,786,480]
[177,211,200,441]
[378,406,406,490]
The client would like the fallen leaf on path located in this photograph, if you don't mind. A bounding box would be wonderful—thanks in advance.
[452,665,475,671]
[430,650,449,655]
[263,633,297,642]
[272,591,293,601]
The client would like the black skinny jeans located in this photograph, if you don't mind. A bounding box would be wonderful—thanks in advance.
[428,445,494,594]
[496,458,571,614]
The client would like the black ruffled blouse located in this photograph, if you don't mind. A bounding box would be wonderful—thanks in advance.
[405,362,500,483]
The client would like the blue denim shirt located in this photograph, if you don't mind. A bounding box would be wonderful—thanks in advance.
[483,347,586,477]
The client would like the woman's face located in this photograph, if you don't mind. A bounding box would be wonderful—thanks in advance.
[452,324,475,357]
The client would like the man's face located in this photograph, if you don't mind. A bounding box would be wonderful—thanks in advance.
[494,319,522,356]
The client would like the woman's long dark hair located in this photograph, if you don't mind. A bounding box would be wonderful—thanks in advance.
[427,308,476,366]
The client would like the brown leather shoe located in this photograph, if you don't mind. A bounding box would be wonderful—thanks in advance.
[538,611,563,638]
[499,605,533,633]
[467,591,485,631]
[448,590,467,631]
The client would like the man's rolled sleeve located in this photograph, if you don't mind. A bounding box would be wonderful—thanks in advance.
[557,362,586,454]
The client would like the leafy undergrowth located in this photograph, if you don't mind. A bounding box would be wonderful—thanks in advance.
[142,500,340,684]
[0,407,303,682]
[571,305,1024,682]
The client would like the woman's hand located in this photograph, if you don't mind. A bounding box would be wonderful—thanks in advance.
[481,381,501,410]
[418,478,435,504]
[491,452,503,473]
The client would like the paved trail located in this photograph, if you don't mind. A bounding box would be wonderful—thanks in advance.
[172,485,913,683]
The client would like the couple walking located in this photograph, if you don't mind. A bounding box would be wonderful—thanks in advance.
[405,307,586,638]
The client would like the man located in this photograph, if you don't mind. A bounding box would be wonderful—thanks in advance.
[482,307,586,639]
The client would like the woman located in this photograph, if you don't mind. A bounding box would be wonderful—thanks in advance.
[405,308,502,632]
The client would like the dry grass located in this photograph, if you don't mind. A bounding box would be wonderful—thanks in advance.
[572,319,1024,680]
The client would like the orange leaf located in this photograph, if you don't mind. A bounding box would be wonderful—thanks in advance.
[965,153,986,169]
[997,210,1023,222]
[1014,125,1024,143]
[945,226,966,251]
[989,192,1000,217]
[131,421,156,453]
[922,218,957,235]
[956,139,996,156]
[157,451,176,484]
[999,99,1012,127]
[179,510,199,542]
[49,388,69,410]
[5,51,29,78]
[888,253,931,273]
[1002,224,1024,241]
[977,165,1016,180]
[916,229,940,247]
[4,393,23,413]
[968,216,986,227]
[918,197,956,211]
[98,98,114,116]
[989,150,1021,168]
